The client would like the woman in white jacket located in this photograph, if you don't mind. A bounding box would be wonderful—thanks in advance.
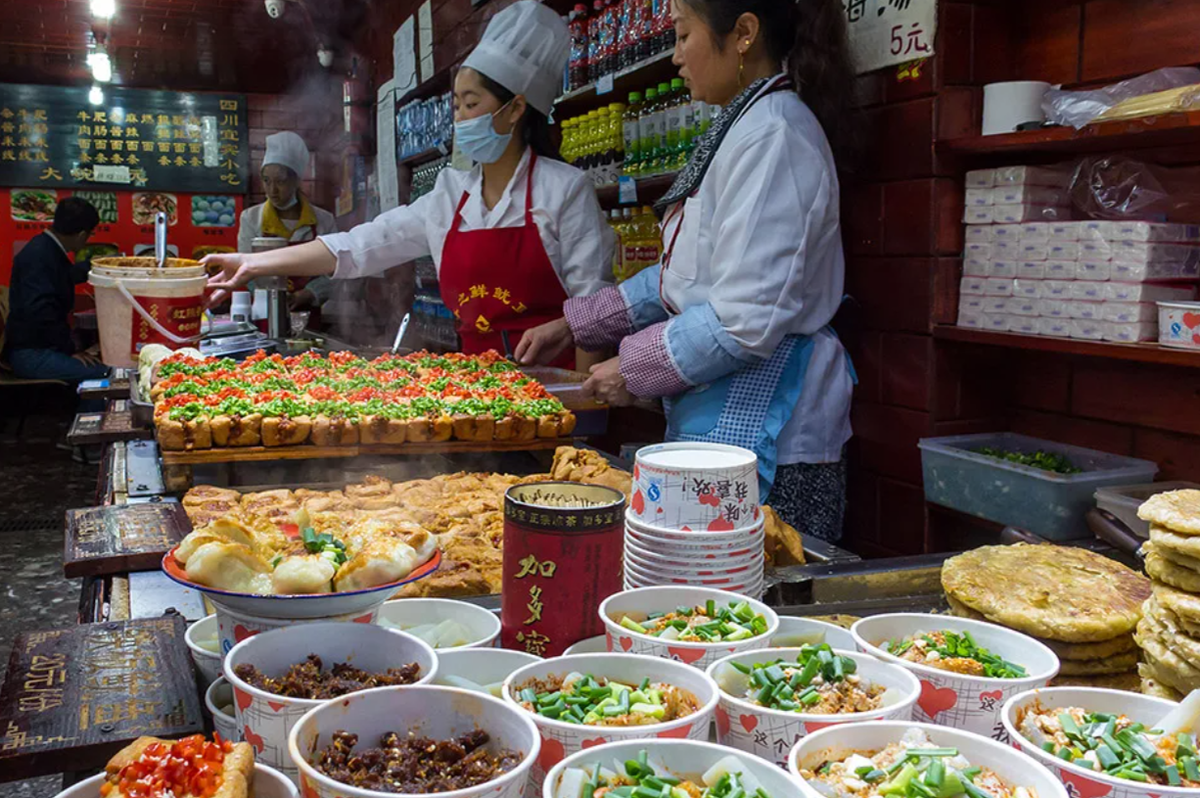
[518,0,857,541]
[205,2,613,369]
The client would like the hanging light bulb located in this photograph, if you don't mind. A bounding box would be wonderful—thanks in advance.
[91,0,116,18]
[88,51,112,83]
[89,85,105,106]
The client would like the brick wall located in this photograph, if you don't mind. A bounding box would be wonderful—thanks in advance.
[844,0,1200,557]
[245,89,345,215]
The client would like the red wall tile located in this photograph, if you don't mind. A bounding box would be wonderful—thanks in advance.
[1134,429,1200,481]
[878,478,929,554]
[851,329,884,404]
[863,99,936,181]
[1082,0,1200,82]
[882,180,936,256]
[1011,407,1135,456]
[1010,353,1072,413]
[849,403,931,484]
[845,257,933,334]
[843,182,884,257]
[844,466,880,547]
[882,333,933,411]
[1072,362,1200,436]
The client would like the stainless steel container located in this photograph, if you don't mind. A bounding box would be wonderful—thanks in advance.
[249,237,290,339]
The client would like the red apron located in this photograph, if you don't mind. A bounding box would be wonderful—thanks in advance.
[439,153,573,369]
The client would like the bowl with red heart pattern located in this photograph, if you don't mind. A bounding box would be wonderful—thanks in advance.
[851,613,1059,738]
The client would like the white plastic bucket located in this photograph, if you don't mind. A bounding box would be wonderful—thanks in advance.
[88,258,207,367]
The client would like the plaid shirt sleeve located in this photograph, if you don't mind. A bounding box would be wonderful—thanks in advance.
[564,286,633,351]
[618,321,691,398]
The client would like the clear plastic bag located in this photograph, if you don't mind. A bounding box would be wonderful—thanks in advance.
[1042,66,1200,129]
[1067,155,1200,224]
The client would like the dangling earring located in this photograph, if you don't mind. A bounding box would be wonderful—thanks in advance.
[737,39,751,90]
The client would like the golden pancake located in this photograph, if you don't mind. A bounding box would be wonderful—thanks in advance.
[942,544,1150,642]
[1138,489,1200,535]
[1140,602,1200,670]
[1149,525,1200,561]
[950,594,1136,659]
[1154,542,1200,572]
[1151,580,1200,625]
[1057,651,1140,676]
[1145,546,1200,593]
[1135,617,1200,694]
[1145,593,1200,638]
[1138,664,1185,701]
[1049,671,1140,691]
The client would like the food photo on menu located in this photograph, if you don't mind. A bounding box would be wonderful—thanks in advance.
[6,0,1200,797]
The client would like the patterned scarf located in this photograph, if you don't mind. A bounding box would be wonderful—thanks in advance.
[654,76,778,217]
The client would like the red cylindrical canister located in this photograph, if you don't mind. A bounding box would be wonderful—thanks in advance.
[502,482,626,657]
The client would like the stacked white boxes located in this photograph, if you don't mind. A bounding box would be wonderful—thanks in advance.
[959,167,1199,342]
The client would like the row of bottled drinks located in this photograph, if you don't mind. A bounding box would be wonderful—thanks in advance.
[565,0,675,92]
[397,92,453,159]
[607,206,663,283]
[560,80,719,186]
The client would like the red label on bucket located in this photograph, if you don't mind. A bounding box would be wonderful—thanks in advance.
[502,483,626,658]
[131,294,203,357]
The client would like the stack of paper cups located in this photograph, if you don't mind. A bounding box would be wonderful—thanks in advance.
[625,443,765,597]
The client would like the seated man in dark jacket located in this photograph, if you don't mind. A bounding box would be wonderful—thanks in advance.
[2,197,108,381]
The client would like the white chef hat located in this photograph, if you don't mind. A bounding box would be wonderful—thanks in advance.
[462,0,571,116]
[262,131,310,178]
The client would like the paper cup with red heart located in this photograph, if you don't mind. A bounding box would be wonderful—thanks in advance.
[632,442,761,531]
[289,685,538,798]
[502,652,719,790]
[1004,686,1185,798]
[224,622,437,776]
[789,720,1069,798]
[851,613,1059,738]
[215,602,383,656]
[706,647,920,768]
[600,587,779,670]
[1158,301,1200,350]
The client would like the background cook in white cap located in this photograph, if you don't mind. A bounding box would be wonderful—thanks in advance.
[203,1,614,369]
[236,131,338,310]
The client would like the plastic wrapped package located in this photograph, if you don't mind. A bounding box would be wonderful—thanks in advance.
[1070,280,1107,300]
[1013,277,1044,298]
[993,224,1022,242]
[964,206,994,225]
[983,277,1014,297]
[1019,242,1048,261]
[1020,223,1052,243]
[1008,297,1040,316]
[961,276,986,296]
[1016,262,1046,281]
[1067,155,1200,223]
[1080,238,1112,261]
[1008,315,1040,335]
[1071,318,1106,340]
[960,295,986,313]
[993,203,1072,224]
[983,296,1010,314]
[957,308,984,328]
[1104,320,1158,343]
[965,225,994,244]
[1045,260,1078,280]
[1113,257,1200,281]
[982,313,1010,332]
[995,164,1073,187]
[1101,301,1158,323]
[1048,240,1082,261]
[1109,221,1200,243]
[965,241,992,258]
[1112,241,1199,265]
[1043,279,1074,297]
[1039,317,1072,337]
[995,185,1070,206]
[966,168,997,189]
[1103,282,1195,303]
[1067,300,1103,320]
[1049,222,1083,241]
[1077,260,1112,281]
[965,188,994,207]
[990,260,1018,279]
[1079,221,1110,240]
[963,256,989,277]
[1042,67,1200,129]
[993,240,1021,259]
[1038,298,1070,318]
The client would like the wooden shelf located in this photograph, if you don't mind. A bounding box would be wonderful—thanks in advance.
[399,146,448,167]
[594,172,678,206]
[554,48,678,117]
[933,324,1200,367]
[938,111,1200,157]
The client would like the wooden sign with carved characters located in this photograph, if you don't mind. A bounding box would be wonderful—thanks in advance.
[64,502,191,578]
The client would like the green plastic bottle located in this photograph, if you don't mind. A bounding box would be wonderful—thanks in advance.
[639,87,659,177]
[623,92,643,176]
[671,77,694,170]
[653,82,671,173]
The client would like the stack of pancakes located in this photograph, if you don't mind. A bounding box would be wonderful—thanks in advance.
[1135,489,1200,700]
[943,543,1150,692]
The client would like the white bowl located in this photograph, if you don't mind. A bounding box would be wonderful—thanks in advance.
[789,720,1069,798]
[185,613,222,686]
[600,587,779,669]
[625,547,762,576]
[54,763,298,798]
[435,647,542,697]
[214,601,383,655]
[625,537,762,566]
[377,598,501,649]
[1003,686,1183,798]
[625,530,762,558]
[503,652,719,788]
[707,648,921,767]
[772,617,857,649]
[204,676,242,742]
[851,613,1060,736]
[632,442,760,531]
[563,635,608,655]
[225,622,437,771]
[624,560,760,589]
[544,738,802,798]
[1158,300,1200,349]
[627,510,765,543]
[290,685,539,798]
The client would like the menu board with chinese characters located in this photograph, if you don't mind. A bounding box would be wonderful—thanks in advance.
[0,84,249,193]
[0,617,202,780]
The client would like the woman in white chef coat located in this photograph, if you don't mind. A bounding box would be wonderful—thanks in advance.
[205,1,613,369]
[237,131,338,311]
[517,0,857,540]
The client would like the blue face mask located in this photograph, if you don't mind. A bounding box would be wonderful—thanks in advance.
[454,102,514,164]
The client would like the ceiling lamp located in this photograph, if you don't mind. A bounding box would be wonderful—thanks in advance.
[91,0,116,18]
[87,50,112,83]
[89,85,105,106]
